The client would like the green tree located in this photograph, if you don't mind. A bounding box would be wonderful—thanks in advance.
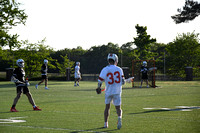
[0,0,27,49]
[84,43,120,73]
[172,0,200,24]
[166,32,200,77]
[56,54,74,75]
[13,39,56,77]
[133,24,156,60]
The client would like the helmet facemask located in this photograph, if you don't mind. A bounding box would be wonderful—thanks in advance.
[16,59,25,68]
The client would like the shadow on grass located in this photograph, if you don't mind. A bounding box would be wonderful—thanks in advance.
[70,127,118,133]
[0,109,35,114]
[129,106,200,115]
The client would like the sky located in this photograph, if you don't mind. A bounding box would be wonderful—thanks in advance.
[10,0,200,50]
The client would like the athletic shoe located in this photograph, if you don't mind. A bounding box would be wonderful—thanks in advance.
[35,84,38,89]
[10,107,18,112]
[45,87,49,90]
[104,122,108,128]
[117,117,122,129]
[33,106,41,111]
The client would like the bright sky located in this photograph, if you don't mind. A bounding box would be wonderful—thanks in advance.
[10,0,200,50]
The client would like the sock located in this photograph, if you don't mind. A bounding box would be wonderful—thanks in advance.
[33,105,36,108]
[12,105,15,108]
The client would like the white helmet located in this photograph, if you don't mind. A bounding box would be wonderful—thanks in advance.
[143,61,147,66]
[107,53,118,64]
[76,62,80,65]
[44,59,48,65]
[16,59,24,68]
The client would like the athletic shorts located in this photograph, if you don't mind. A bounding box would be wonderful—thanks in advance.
[105,94,121,106]
[17,86,29,94]
[74,73,81,79]
[142,74,148,80]
[42,75,48,80]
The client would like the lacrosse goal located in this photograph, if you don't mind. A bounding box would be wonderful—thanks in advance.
[132,60,156,88]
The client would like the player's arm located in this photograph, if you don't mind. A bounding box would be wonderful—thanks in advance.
[121,76,134,85]
[96,77,104,94]
[122,76,126,85]
[11,74,24,84]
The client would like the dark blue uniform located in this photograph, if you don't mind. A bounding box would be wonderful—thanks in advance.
[141,66,149,80]
[13,67,29,94]
[41,64,48,79]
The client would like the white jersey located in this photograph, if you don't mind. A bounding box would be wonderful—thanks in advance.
[98,65,124,95]
[75,65,80,74]
[74,65,81,78]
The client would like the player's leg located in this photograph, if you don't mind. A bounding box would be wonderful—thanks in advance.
[10,88,22,112]
[104,94,112,128]
[25,91,41,111]
[140,79,143,88]
[115,105,122,129]
[35,78,45,89]
[104,104,110,128]
[77,78,80,86]
[146,79,149,88]
[44,77,49,90]
[113,94,122,129]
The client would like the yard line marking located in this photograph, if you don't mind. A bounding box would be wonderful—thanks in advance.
[0,117,27,123]
[143,106,200,112]
[0,124,108,133]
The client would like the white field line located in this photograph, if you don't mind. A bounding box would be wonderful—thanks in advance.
[0,124,108,133]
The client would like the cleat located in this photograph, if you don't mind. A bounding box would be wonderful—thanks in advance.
[45,87,49,90]
[10,107,18,112]
[33,106,42,111]
[117,117,122,129]
[35,84,38,89]
[104,122,108,128]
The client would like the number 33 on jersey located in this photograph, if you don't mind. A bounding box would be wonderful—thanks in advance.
[98,65,124,95]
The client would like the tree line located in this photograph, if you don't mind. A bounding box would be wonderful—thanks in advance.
[0,0,200,79]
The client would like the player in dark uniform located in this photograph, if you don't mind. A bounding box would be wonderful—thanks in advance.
[10,59,41,112]
[35,59,49,90]
[140,61,149,88]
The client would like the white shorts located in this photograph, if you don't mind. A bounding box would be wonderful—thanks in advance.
[105,94,121,106]
[74,73,81,79]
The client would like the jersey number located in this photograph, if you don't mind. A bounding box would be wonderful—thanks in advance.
[107,71,121,84]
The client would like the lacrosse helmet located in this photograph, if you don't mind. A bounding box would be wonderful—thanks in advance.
[16,59,25,68]
[143,61,147,66]
[44,59,48,65]
[76,62,80,66]
[107,53,118,64]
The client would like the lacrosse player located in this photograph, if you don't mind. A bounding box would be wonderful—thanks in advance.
[74,62,81,86]
[10,59,41,112]
[35,59,49,90]
[96,53,125,129]
[140,61,149,88]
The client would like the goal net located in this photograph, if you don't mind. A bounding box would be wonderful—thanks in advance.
[132,60,156,88]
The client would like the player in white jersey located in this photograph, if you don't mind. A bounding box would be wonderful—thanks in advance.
[97,53,125,129]
[74,62,81,86]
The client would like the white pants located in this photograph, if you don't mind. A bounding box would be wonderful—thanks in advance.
[105,94,121,106]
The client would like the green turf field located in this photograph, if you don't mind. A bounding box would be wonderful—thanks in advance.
[0,81,200,133]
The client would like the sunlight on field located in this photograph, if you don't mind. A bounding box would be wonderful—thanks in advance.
[0,81,200,133]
